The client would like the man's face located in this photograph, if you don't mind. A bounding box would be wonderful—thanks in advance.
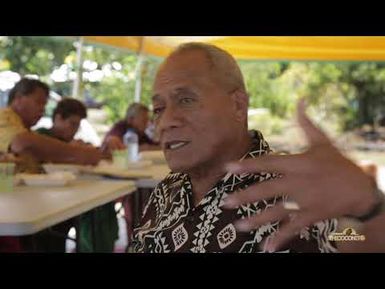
[13,87,48,128]
[130,110,149,134]
[152,50,241,173]
[53,114,82,142]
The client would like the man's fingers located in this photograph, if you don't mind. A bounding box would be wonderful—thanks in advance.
[297,99,331,147]
[223,177,292,209]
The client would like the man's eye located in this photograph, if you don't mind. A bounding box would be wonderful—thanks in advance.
[180,98,194,104]
[153,107,163,115]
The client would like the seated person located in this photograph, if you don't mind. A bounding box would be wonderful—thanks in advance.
[102,103,160,152]
[35,98,119,252]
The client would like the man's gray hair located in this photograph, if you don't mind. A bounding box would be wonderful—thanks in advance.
[126,103,148,119]
[170,42,247,92]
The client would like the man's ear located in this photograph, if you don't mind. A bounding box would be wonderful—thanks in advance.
[231,89,249,122]
[10,93,22,108]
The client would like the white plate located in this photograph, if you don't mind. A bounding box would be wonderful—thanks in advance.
[42,163,84,174]
[18,172,77,186]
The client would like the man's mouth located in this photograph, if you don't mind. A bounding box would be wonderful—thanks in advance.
[164,141,190,151]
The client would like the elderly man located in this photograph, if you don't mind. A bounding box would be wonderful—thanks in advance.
[132,43,340,253]
[102,103,159,151]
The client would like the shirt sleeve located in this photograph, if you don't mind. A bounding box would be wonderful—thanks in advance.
[0,109,27,153]
[103,120,127,142]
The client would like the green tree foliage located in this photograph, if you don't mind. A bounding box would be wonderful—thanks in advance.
[240,60,385,133]
[81,44,162,124]
[0,36,74,79]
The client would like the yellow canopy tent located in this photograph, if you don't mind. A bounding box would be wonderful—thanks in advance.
[83,36,385,61]
[71,36,385,100]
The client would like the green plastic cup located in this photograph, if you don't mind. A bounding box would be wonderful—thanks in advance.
[0,162,15,192]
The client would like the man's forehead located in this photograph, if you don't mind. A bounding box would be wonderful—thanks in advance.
[152,50,218,99]
[152,86,193,103]
[156,67,193,81]
[153,67,208,96]
[154,57,213,88]
[158,64,208,80]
